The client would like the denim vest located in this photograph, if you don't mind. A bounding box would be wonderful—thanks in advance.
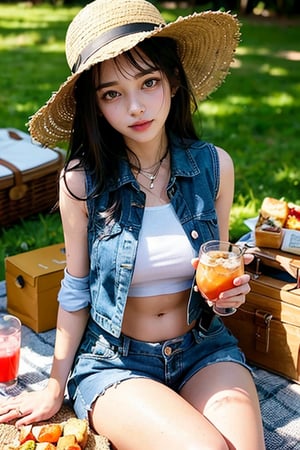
[86,135,220,337]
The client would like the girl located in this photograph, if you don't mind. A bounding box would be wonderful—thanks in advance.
[0,1,265,449]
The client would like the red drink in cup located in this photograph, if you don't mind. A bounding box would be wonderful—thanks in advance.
[0,314,21,389]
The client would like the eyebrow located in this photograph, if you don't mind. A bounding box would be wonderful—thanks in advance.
[96,68,158,91]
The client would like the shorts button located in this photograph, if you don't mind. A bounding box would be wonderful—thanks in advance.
[191,230,199,239]
[164,346,172,356]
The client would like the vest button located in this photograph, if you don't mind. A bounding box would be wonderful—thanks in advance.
[191,230,199,239]
[164,346,172,356]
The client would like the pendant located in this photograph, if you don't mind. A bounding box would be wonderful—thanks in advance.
[150,176,155,189]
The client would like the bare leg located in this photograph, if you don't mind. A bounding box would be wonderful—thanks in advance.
[180,362,265,450]
[90,378,229,450]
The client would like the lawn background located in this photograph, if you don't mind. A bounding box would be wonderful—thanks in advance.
[0,2,300,280]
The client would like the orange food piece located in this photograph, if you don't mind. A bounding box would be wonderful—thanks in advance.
[37,423,63,443]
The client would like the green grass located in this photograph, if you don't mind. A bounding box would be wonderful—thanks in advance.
[1,3,300,280]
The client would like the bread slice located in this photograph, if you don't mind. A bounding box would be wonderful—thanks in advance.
[255,197,288,248]
[63,418,88,449]
[260,197,289,227]
[57,435,81,450]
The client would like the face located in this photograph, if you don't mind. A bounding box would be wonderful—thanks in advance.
[94,51,172,149]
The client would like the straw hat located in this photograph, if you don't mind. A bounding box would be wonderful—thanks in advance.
[29,0,240,148]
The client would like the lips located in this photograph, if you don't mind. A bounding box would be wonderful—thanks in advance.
[129,120,153,132]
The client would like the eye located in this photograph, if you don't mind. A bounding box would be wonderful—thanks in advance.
[102,90,120,101]
[143,78,159,89]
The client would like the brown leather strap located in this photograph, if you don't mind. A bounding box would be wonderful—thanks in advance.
[255,310,272,353]
[0,158,23,186]
[8,130,22,140]
[0,158,28,200]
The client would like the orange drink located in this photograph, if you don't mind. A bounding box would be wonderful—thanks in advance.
[196,241,244,316]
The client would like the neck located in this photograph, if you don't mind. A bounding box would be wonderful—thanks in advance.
[125,134,168,169]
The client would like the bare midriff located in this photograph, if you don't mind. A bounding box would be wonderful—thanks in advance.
[122,289,196,342]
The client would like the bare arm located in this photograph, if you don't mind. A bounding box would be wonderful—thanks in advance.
[45,165,91,410]
[46,306,89,404]
[192,147,250,307]
[0,165,90,425]
[214,146,234,241]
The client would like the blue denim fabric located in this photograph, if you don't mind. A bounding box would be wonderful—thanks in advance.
[86,135,220,337]
[58,268,91,311]
[67,315,250,420]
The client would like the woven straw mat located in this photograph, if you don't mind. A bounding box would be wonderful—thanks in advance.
[0,404,110,449]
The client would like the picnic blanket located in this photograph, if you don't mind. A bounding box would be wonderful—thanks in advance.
[0,281,299,449]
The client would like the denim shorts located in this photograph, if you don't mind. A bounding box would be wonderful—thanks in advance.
[67,315,250,419]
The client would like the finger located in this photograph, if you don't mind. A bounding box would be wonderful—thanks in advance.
[0,398,28,422]
[0,402,15,416]
[243,253,254,265]
[191,258,199,269]
[0,407,32,427]
[216,293,246,308]
[15,411,35,428]
[0,408,22,423]
[233,273,251,286]
[219,282,250,299]
[16,407,54,428]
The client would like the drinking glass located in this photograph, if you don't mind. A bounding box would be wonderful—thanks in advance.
[196,240,244,316]
[0,314,21,390]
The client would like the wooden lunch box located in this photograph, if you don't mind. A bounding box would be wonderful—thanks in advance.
[5,243,66,332]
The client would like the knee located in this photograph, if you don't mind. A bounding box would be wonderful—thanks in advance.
[184,435,229,450]
[185,442,228,450]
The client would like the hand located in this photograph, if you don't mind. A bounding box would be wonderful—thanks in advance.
[191,252,253,310]
[214,270,251,310]
[0,388,63,427]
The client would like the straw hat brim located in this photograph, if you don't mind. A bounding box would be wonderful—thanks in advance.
[29,11,240,148]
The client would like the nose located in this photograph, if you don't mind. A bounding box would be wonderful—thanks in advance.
[127,93,145,116]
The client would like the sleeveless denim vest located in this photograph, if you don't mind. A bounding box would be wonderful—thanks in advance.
[86,135,220,337]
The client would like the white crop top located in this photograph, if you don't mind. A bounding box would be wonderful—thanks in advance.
[128,203,195,297]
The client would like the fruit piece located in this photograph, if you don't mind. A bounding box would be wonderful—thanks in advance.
[19,425,35,444]
[35,443,56,450]
[57,435,81,450]
[18,440,36,450]
[32,426,43,442]
[63,418,88,448]
[37,424,63,443]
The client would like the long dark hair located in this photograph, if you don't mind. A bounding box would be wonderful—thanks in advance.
[64,36,198,199]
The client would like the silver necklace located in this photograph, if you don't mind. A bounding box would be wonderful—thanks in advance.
[139,163,162,189]
[133,148,169,189]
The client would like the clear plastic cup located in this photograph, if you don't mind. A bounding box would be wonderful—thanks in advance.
[0,314,21,390]
[196,240,244,316]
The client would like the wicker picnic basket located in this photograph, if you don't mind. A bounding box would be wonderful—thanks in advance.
[0,128,64,227]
